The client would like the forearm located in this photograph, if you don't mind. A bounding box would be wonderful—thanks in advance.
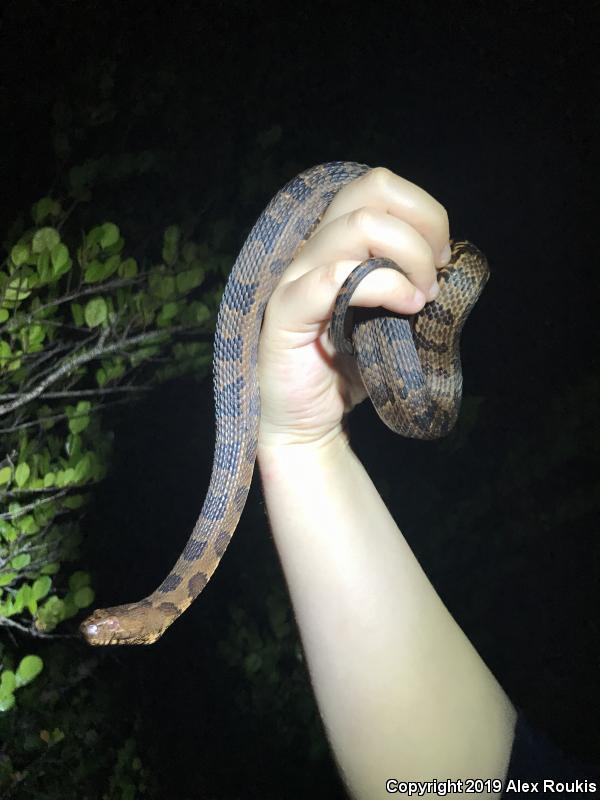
[258,432,516,799]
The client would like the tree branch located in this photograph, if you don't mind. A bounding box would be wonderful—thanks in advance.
[0,274,147,336]
[0,488,70,519]
[0,384,152,401]
[0,616,77,640]
[0,325,190,417]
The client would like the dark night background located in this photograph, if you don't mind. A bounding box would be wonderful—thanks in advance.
[1,1,599,798]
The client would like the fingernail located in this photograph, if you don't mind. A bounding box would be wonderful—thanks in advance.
[428,280,439,300]
[439,243,451,265]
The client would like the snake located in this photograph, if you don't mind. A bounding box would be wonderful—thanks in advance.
[80,162,489,646]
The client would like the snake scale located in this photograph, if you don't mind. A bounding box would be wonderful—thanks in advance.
[80,162,489,646]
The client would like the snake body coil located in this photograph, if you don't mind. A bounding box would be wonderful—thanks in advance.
[80,162,489,646]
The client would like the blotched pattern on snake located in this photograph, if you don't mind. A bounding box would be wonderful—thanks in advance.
[80,162,489,645]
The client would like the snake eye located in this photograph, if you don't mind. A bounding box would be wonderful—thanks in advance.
[85,623,99,636]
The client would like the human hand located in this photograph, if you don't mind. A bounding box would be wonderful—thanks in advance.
[257,167,452,451]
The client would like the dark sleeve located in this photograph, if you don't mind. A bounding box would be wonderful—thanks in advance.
[504,712,600,795]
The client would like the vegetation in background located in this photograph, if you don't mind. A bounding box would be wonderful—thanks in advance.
[0,148,227,794]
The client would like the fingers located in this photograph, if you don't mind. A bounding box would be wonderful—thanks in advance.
[317,166,451,269]
[290,208,439,302]
[265,165,451,338]
[269,259,427,339]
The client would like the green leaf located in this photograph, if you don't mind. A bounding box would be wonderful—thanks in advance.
[15,462,30,487]
[0,340,11,366]
[65,430,81,456]
[103,359,125,382]
[40,562,60,575]
[11,553,31,570]
[0,691,15,712]
[83,260,108,283]
[158,302,178,324]
[85,225,104,250]
[35,595,65,631]
[149,273,176,300]
[74,455,91,482]
[73,586,95,608]
[14,584,31,613]
[195,303,211,324]
[0,670,16,694]
[19,515,39,536]
[162,226,180,265]
[0,598,16,617]
[4,277,31,304]
[84,297,107,327]
[118,257,138,278]
[15,655,43,687]
[103,254,121,279]
[43,472,56,488]
[0,573,17,587]
[71,303,84,326]
[55,468,76,487]
[0,466,11,485]
[0,309,8,323]
[10,243,29,267]
[182,242,197,263]
[100,222,119,249]
[0,521,17,542]
[129,345,159,367]
[32,576,52,601]
[50,242,69,272]
[26,324,45,347]
[62,494,86,510]
[68,414,90,435]
[69,571,90,591]
[163,225,180,245]
[32,227,60,254]
[176,267,204,294]
[32,197,56,224]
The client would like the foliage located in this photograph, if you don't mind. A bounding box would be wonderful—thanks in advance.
[218,586,329,764]
[0,45,294,790]
[0,642,156,799]
[0,189,226,711]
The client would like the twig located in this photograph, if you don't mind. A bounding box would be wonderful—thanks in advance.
[0,325,189,416]
[0,274,147,335]
[0,488,70,520]
[0,384,151,401]
[0,394,144,434]
[0,616,77,639]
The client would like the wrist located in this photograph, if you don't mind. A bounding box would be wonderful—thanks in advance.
[257,426,351,475]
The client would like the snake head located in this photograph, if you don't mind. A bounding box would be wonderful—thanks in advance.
[80,599,177,646]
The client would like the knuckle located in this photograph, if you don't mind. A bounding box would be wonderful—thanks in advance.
[436,202,450,231]
[320,260,348,290]
[347,206,378,233]
[365,165,395,188]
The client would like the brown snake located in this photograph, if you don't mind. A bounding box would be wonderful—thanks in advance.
[80,162,489,646]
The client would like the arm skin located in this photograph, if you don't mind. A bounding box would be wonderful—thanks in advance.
[258,435,516,798]
[255,167,517,798]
